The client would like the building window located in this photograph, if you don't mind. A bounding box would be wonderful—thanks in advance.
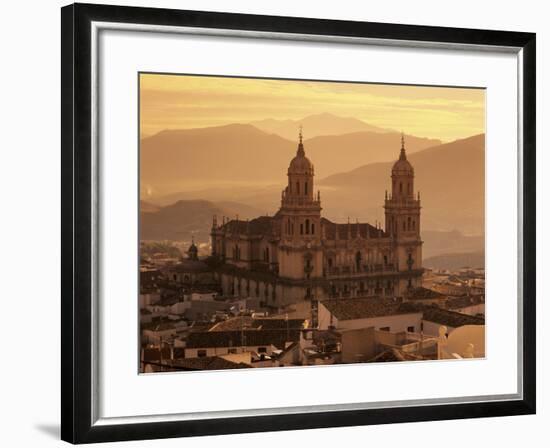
[355,251,362,270]
[383,255,388,265]
[380,327,390,332]
[407,326,415,333]
[400,182,403,193]
[296,181,300,194]
[412,220,416,230]
[305,219,310,234]
[311,223,315,234]
[407,216,411,230]
[300,223,304,234]
[305,181,308,195]
[197,350,207,358]
[328,257,333,268]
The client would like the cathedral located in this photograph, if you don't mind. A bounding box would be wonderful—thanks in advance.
[210,130,423,308]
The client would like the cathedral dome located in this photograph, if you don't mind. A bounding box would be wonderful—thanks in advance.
[288,128,313,174]
[289,152,313,173]
[392,134,414,175]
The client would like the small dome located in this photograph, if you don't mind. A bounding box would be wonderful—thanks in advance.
[392,157,414,175]
[392,134,414,175]
[288,128,313,174]
[187,239,198,260]
[289,152,313,174]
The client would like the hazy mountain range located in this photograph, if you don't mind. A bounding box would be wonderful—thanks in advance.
[140,113,485,265]
[250,112,391,140]
[318,134,485,233]
[140,199,264,241]
[423,252,485,270]
[140,115,441,196]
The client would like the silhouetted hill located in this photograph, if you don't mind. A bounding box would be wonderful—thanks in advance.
[140,199,263,241]
[421,230,484,259]
[423,251,485,270]
[251,113,391,140]
[141,123,439,195]
[140,124,295,194]
[318,134,485,233]
[306,131,440,175]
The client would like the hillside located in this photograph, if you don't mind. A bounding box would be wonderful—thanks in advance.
[318,134,485,233]
[140,122,439,196]
[140,199,263,241]
[423,251,485,271]
[421,230,484,259]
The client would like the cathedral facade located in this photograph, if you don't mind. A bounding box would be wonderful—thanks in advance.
[210,131,423,309]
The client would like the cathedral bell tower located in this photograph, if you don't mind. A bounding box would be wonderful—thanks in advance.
[277,127,323,281]
[384,134,423,289]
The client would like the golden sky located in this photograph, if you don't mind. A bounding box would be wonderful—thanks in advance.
[140,73,485,142]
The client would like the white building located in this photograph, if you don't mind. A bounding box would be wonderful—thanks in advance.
[318,298,423,334]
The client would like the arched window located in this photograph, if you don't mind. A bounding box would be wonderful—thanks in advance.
[305,219,310,234]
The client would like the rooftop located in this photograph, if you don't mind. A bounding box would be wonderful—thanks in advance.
[320,297,419,320]
[186,329,300,349]
[406,287,445,301]
[220,216,274,237]
[321,218,387,240]
[209,316,306,332]
[446,295,485,310]
[422,307,485,328]
[169,356,249,371]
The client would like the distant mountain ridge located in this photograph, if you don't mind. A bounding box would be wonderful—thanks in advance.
[140,199,263,241]
[140,121,439,196]
[318,134,485,233]
[250,113,391,140]
[423,251,485,270]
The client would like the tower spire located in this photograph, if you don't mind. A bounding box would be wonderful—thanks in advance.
[400,131,407,161]
[297,125,305,157]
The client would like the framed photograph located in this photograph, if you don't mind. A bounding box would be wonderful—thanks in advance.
[61,3,536,444]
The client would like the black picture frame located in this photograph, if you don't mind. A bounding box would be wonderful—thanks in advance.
[61,2,536,444]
